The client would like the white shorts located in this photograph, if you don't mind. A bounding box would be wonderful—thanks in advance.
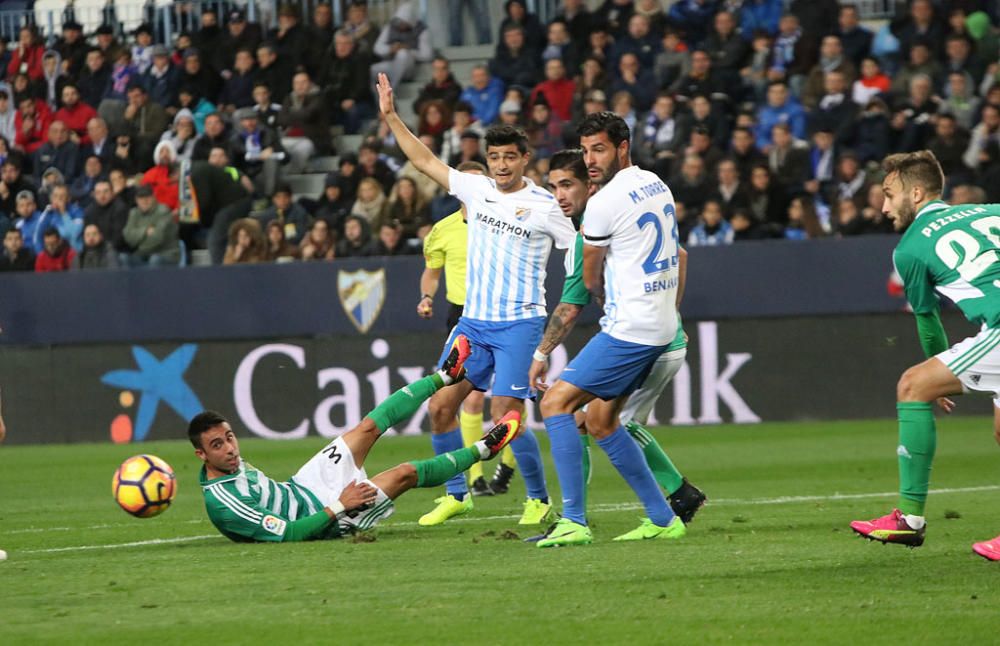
[292,437,395,533]
[936,326,1000,405]
[620,348,687,425]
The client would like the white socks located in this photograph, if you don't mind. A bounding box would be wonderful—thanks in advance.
[903,514,926,529]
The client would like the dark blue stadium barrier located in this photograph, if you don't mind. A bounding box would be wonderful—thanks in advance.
[0,236,905,347]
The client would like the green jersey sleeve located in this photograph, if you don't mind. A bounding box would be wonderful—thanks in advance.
[203,481,336,543]
[560,233,591,306]
[893,249,940,315]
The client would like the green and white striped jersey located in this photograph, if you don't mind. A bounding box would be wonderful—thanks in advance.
[200,460,336,542]
[894,200,1000,327]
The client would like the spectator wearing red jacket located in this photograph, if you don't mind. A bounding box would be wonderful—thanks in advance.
[14,96,52,155]
[53,84,97,145]
[8,26,45,81]
[141,140,180,213]
[34,228,75,272]
[529,58,575,122]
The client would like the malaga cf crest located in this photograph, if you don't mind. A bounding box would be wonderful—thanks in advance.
[338,269,386,333]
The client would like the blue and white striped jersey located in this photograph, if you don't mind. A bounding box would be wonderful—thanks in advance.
[583,166,680,346]
[448,167,576,322]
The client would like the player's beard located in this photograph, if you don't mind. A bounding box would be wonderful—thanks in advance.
[894,197,917,231]
[592,156,620,187]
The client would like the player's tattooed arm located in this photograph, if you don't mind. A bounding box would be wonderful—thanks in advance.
[538,302,583,355]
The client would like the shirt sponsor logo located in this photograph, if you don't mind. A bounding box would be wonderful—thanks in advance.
[475,212,532,239]
[262,514,286,535]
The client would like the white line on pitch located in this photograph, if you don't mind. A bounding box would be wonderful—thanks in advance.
[12,484,999,554]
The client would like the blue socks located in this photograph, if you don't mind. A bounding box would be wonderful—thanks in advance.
[596,426,675,527]
[509,429,548,502]
[544,413,586,525]
[431,428,467,499]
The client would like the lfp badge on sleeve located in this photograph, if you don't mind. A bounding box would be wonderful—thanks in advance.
[338,269,387,333]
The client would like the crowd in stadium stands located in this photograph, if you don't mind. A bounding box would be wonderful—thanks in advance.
[2,0,1000,272]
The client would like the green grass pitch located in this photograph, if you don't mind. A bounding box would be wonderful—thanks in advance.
[2,417,999,644]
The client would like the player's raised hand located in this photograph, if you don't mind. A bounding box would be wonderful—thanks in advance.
[338,480,378,512]
[529,358,549,392]
[376,72,395,117]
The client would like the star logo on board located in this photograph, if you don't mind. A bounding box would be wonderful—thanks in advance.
[100,345,204,443]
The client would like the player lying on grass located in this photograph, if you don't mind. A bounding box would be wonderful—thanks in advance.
[849,151,1000,561]
[525,149,705,547]
[191,336,520,542]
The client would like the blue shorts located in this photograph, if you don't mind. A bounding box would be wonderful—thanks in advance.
[561,332,669,401]
[436,316,545,400]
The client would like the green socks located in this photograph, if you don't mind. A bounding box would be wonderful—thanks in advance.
[580,433,591,510]
[625,421,685,495]
[368,374,444,433]
[897,402,937,516]
[410,447,481,488]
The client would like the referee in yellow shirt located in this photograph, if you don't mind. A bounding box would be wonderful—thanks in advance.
[418,162,517,497]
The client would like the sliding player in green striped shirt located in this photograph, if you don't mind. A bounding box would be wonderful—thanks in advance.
[192,335,519,542]
[849,151,1000,561]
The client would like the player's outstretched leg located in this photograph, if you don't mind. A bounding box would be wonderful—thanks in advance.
[374,412,521,503]
[625,421,706,524]
[343,334,471,467]
[850,357,961,548]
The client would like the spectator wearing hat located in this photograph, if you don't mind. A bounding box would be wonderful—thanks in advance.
[371,1,433,87]
[34,120,80,185]
[231,107,284,196]
[78,49,112,111]
[141,140,180,213]
[320,31,375,135]
[219,49,258,113]
[94,24,125,66]
[124,82,168,170]
[255,42,291,104]
[122,183,180,267]
[0,228,34,271]
[14,94,52,155]
[14,189,56,254]
[278,71,328,172]
[8,26,44,82]
[530,58,575,122]
[219,9,263,73]
[40,50,69,111]
[459,65,504,126]
[34,227,74,272]
[72,222,119,269]
[54,84,97,145]
[142,45,180,110]
[255,183,311,245]
[490,24,539,90]
[55,20,88,79]
[83,179,130,253]
[270,4,309,73]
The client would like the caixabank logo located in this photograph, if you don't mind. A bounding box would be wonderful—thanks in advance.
[100,345,204,443]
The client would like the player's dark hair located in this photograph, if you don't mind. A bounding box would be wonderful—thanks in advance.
[576,111,630,148]
[188,410,229,449]
[881,150,944,198]
[549,149,587,182]
[484,124,528,154]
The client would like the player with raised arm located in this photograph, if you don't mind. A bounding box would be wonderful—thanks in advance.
[849,151,1000,560]
[193,337,521,542]
[417,160,519,497]
[534,113,686,547]
[526,150,705,547]
[375,73,578,526]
